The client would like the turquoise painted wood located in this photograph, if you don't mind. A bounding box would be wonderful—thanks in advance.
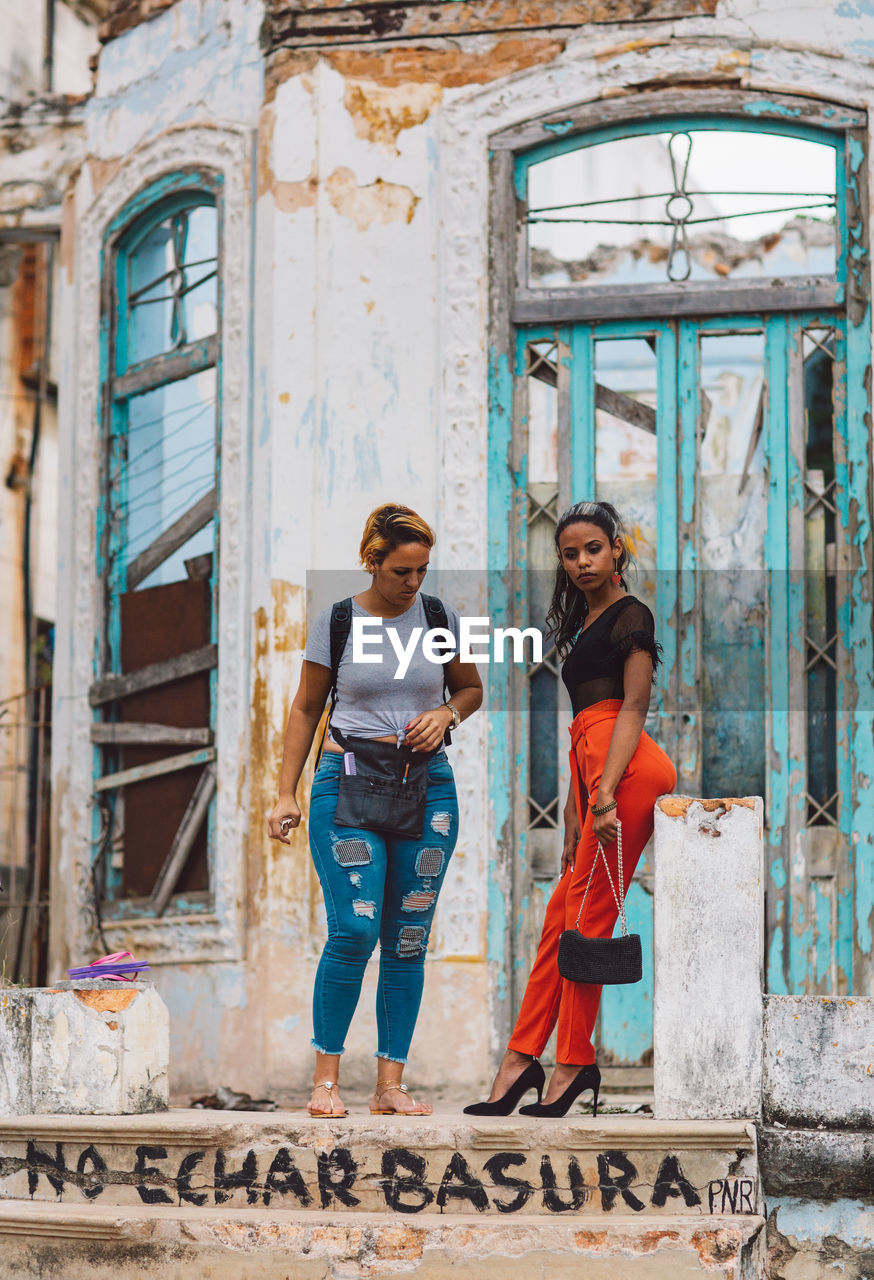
[95,174,223,910]
[486,337,519,1020]
[494,109,872,1060]
[569,324,594,499]
[568,318,673,1064]
[508,306,870,1053]
[513,114,849,199]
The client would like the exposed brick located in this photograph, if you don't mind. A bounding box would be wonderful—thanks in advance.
[73,988,139,1013]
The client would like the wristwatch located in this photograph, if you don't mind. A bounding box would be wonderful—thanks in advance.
[445,702,461,731]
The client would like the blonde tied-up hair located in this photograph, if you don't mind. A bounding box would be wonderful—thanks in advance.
[359,503,435,569]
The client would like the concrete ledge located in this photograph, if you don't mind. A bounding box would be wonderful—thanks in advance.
[0,1202,767,1278]
[758,1126,874,1202]
[0,1110,759,1219]
[0,1108,757,1148]
[763,995,873,1128]
[0,981,169,1115]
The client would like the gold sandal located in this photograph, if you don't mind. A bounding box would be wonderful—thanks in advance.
[370,1081,432,1116]
[306,1080,347,1118]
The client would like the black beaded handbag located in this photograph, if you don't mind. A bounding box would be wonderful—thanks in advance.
[557,819,643,985]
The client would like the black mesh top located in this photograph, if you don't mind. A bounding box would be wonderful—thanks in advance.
[561,596,661,716]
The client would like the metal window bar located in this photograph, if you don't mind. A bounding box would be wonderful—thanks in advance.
[527,204,836,226]
[528,190,836,215]
[528,488,559,526]
[130,270,219,309]
[527,794,560,829]
[526,131,837,287]
[526,342,558,385]
[527,204,834,227]
[128,211,218,350]
[804,477,837,518]
[804,790,839,827]
[525,648,561,679]
[128,256,218,304]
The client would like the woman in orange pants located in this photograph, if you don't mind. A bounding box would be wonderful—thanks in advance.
[465,500,676,1118]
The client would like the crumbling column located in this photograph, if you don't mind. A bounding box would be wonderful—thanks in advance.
[0,980,168,1115]
[653,797,764,1120]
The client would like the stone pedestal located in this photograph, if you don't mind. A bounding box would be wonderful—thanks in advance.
[653,797,764,1120]
[0,980,168,1115]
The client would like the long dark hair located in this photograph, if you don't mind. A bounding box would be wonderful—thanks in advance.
[546,501,632,658]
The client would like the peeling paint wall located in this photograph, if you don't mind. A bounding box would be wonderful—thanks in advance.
[248,30,492,1091]
[0,81,86,978]
[0,0,872,1180]
[767,1198,874,1280]
[0,94,88,749]
[0,0,100,100]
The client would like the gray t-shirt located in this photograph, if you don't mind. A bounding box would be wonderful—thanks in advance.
[305,596,461,741]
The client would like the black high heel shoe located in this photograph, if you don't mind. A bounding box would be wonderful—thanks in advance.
[518,1064,600,1118]
[462,1059,546,1116]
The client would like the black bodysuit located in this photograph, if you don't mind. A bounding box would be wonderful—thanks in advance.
[561,596,661,717]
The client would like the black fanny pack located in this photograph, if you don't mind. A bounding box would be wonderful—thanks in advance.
[329,725,438,839]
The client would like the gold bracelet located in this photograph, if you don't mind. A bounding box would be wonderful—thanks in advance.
[590,799,617,816]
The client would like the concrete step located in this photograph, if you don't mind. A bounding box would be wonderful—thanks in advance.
[0,1110,760,1220]
[0,1201,767,1278]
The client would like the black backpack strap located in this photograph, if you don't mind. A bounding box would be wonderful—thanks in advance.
[315,598,352,764]
[421,593,448,630]
[421,593,453,745]
[329,598,353,707]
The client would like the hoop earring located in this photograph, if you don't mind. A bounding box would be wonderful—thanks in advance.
[612,560,622,586]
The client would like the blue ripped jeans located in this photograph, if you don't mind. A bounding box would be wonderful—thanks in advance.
[308,749,458,1064]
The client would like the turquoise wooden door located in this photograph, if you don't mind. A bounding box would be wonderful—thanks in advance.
[490,101,873,1064]
[511,309,872,1065]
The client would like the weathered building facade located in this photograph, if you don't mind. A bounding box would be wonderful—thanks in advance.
[0,0,103,985]
[1,0,872,1273]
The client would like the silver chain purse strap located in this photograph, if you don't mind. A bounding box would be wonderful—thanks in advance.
[573,818,630,937]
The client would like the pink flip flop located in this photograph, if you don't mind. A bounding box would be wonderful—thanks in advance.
[67,951,150,982]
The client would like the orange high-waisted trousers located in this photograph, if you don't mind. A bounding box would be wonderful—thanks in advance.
[509,699,677,1066]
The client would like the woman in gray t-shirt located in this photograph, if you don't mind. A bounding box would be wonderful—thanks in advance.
[268,504,482,1118]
